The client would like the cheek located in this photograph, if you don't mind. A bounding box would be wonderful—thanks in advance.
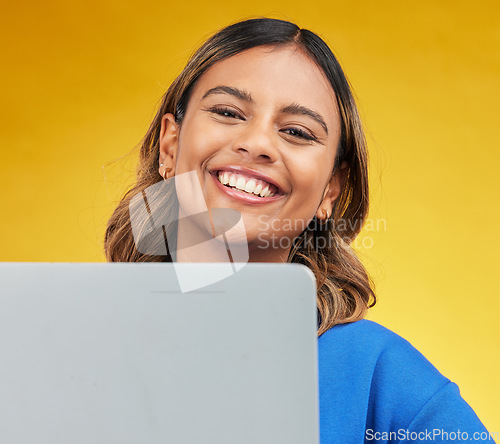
[288,153,333,199]
[176,120,233,171]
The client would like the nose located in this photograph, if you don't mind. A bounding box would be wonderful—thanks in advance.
[232,118,280,163]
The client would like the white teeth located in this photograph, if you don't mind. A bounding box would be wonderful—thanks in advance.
[216,171,278,198]
[219,172,229,185]
[235,177,246,190]
[260,186,270,197]
[244,179,256,193]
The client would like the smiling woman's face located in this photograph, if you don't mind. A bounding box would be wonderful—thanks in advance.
[159,44,345,262]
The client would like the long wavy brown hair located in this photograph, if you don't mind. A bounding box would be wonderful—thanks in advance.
[104,17,376,336]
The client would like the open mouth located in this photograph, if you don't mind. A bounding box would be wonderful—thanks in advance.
[215,170,281,198]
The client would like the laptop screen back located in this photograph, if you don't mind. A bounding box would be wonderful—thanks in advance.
[0,262,319,444]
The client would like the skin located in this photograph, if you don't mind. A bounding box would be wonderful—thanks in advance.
[159,44,347,263]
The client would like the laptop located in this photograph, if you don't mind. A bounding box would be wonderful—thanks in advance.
[0,262,319,444]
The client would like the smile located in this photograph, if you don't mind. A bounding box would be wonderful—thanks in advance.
[217,170,278,197]
[210,170,285,204]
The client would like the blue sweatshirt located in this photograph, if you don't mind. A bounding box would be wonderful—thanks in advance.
[318,320,495,443]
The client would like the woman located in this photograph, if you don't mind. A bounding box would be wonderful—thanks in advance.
[104,18,494,443]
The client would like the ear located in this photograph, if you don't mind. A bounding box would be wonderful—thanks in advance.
[316,161,349,220]
[158,113,179,177]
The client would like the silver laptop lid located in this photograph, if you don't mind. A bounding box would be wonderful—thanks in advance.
[0,263,319,444]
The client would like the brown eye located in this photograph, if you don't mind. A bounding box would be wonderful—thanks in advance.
[281,127,317,142]
[209,106,244,120]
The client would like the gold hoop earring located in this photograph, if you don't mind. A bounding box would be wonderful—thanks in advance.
[321,209,330,220]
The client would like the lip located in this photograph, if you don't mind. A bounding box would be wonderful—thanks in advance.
[209,165,287,194]
[210,171,286,205]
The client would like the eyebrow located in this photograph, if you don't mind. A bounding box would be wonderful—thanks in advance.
[281,103,329,135]
[202,85,328,135]
[202,86,253,103]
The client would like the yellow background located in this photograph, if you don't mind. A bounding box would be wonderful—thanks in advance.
[1,0,498,434]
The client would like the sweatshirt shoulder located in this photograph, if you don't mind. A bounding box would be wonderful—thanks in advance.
[317,320,494,441]
[320,318,402,338]
[318,319,419,357]
[318,320,451,428]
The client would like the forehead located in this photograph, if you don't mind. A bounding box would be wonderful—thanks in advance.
[190,45,339,121]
